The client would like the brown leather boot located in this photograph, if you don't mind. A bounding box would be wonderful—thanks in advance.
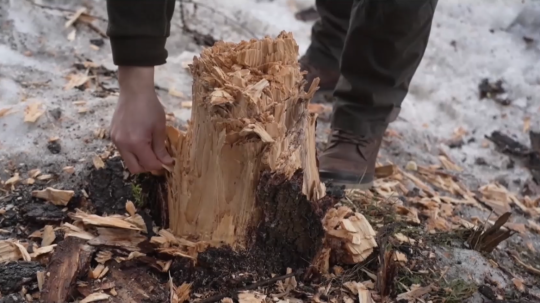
[299,55,340,93]
[318,130,383,189]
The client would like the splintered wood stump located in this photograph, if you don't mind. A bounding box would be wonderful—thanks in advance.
[165,32,327,266]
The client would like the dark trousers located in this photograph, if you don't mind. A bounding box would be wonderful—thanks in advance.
[306,0,438,137]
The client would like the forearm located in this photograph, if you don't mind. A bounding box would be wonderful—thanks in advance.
[106,0,176,66]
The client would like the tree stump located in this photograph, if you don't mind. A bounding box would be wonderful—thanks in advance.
[164,31,326,263]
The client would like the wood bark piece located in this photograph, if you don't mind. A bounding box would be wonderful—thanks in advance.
[106,263,168,303]
[41,237,96,303]
[165,31,324,246]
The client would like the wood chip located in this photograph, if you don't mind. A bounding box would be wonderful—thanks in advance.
[92,155,105,169]
[37,174,53,181]
[67,28,76,41]
[65,7,87,28]
[375,165,396,179]
[24,102,45,123]
[0,240,31,262]
[30,244,57,258]
[42,225,56,246]
[512,278,526,292]
[0,107,12,117]
[524,117,531,133]
[95,250,113,264]
[37,271,45,291]
[396,284,438,301]
[63,166,75,174]
[32,187,74,206]
[28,169,41,178]
[181,101,193,108]
[73,210,142,230]
[5,173,20,186]
[125,201,136,217]
[169,87,185,98]
[64,72,89,90]
[527,220,540,234]
[238,291,267,303]
[80,292,110,303]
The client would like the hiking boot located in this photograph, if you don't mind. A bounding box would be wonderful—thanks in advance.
[299,55,340,93]
[318,130,383,189]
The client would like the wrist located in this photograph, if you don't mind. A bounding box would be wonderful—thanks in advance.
[118,66,155,94]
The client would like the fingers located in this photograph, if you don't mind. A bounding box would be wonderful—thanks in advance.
[119,151,144,174]
[134,144,166,172]
[152,125,174,165]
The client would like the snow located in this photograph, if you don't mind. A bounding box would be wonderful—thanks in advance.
[0,0,538,192]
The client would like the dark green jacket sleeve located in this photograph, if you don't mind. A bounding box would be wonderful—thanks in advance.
[106,0,176,66]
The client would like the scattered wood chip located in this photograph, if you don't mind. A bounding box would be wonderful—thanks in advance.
[63,166,75,174]
[405,161,418,171]
[42,225,56,246]
[394,233,416,245]
[24,102,45,123]
[0,240,31,262]
[527,220,540,234]
[30,244,57,258]
[238,291,267,303]
[512,278,526,292]
[92,155,105,169]
[125,201,137,217]
[375,165,396,179]
[0,107,12,117]
[181,101,192,108]
[5,173,21,186]
[308,103,331,114]
[67,28,77,41]
[32,187,74,206]
[73,210,142,230]
[524,117,531,133]
[65,7,87,28]
[64,72,90,90]
[62,222,95,240]
[37,271,45,291]
[80,292,110,303]
[37,174,53,181]
[396,284,438,302]
[467,212,514,253]
[169,87,185,98]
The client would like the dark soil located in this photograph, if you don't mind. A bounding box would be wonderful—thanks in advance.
[86,157,134,215]
[0,261,44,294]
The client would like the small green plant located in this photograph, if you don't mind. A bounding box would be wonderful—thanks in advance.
[132,183,144,207]
[438,279,477,303]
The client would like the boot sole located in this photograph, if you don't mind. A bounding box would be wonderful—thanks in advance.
[319,171,374,190]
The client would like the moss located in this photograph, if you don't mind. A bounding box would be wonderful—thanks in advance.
[131,183,144,207]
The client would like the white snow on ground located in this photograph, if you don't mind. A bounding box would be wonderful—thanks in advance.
[0,0,538,190]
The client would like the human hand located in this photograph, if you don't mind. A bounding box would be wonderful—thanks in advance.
[110,66,173,174]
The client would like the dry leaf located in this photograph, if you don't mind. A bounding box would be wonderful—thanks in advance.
[42,225,56,246]
[92,155,105,169]
[24,102,45,123]
[79,292,110,303]
[32,187,75,206]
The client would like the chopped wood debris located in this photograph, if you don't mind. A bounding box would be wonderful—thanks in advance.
[24,101,45,123]
[72,209,142,230]
[80,292,110,303]
[92,155,105,169]
[323,206,377,265]
[0,240,31,262]
[32,187,74,206]
[42,225,55,246]
[238,291,267,303]
[396,284,438,302]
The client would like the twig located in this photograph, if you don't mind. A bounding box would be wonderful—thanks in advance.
[28,0,108,22]
[196,271,298,303]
